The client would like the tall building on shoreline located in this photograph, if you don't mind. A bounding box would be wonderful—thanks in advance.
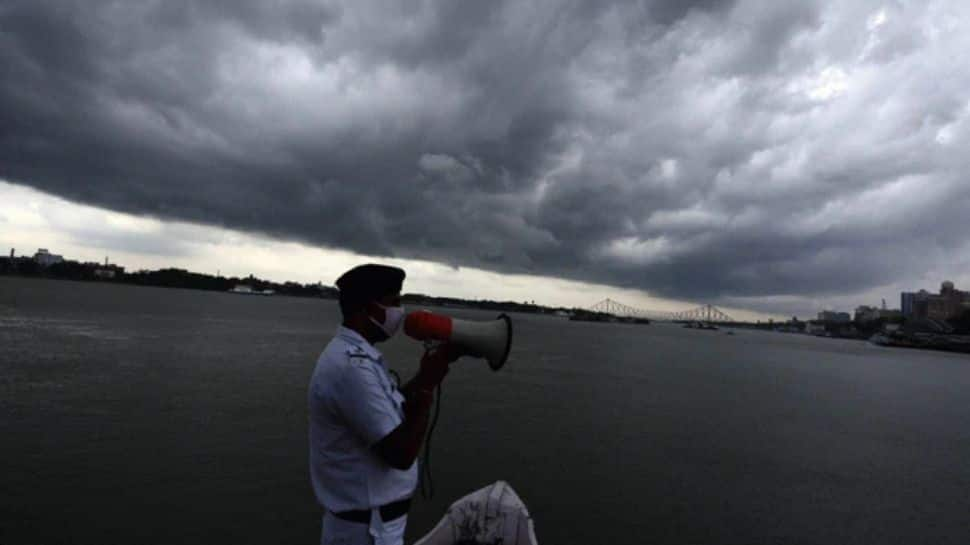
[901,292,916,317]
[902,281,970,321]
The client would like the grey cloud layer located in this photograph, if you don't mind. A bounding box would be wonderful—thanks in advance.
[2,0,969,311]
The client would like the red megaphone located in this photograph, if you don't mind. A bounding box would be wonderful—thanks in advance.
[404,310,513,371]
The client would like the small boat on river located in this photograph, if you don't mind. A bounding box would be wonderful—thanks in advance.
[229,285,275,296]
[415,481,538,545]
[683,321,719,330]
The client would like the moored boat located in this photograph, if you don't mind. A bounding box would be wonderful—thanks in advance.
[229,285,274,296]
[415,481,538,545]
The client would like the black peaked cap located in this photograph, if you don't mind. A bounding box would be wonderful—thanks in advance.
[335,264,406,302]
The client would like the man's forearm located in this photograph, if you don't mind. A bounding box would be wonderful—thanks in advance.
[400,386,434,455]
[375,348,451,470]
[375,387,434,470]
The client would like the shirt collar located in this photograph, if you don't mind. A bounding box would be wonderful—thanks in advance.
[336,325,383,360]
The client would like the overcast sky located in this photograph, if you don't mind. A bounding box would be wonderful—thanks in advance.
[2,0,969,318]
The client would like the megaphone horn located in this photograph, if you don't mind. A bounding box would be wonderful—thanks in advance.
[404,310,513,371]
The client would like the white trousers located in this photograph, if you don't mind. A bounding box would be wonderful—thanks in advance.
[320,510,407,545]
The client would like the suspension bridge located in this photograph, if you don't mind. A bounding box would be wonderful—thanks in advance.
[588,298,736,323]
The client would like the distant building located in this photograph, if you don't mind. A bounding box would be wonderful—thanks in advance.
[901,292,916,317]
[855,305,902,323]
[93,264,124,279]
[33,248,64,267]
[930,281,969,320]
[854,305,880,323]
[904,281,970,321]
[818,310,851,323]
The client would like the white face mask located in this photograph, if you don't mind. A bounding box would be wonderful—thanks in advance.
[370,303,406,338]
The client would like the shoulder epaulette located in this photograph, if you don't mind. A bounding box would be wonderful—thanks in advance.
[345,346,377,363]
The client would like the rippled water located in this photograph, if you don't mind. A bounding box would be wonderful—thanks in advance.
[2,277,970,544]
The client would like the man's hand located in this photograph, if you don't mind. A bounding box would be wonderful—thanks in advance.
[415,343,462,390]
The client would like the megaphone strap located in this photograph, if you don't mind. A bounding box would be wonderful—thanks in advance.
[420,382,443,501]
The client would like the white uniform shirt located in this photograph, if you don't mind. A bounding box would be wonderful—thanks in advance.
[309,326,418,514]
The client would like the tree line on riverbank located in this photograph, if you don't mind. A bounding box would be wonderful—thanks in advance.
[0,255,566,315]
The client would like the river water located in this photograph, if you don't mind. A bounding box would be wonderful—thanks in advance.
[2,277,970,544]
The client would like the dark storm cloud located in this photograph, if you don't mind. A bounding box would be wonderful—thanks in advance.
[2,0,969,312]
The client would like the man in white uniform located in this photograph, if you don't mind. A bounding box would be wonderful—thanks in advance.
[309,264,456,545]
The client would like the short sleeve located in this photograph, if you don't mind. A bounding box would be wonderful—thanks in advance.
[332,359,402,447]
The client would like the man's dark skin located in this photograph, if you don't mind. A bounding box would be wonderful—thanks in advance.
[343,291,459,470]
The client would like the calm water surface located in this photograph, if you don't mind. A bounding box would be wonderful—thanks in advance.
[2,277,970,544]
